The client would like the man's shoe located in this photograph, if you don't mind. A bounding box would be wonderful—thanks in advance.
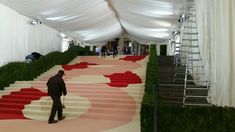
[58,116,65,121]
[48,120,58,124]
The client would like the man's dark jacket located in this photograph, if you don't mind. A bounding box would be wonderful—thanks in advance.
[47,74,67,97]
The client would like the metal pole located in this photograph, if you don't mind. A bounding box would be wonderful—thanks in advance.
[153,85,157,132]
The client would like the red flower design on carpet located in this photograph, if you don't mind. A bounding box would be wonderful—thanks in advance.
[62,62,97,70]
[119,56,146,62]
[105,71,142,87]
[0,88,48,119]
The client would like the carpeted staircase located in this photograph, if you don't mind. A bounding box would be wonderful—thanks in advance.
[158,56,183,105]
[158,56,209,106]
[0,55,147,132]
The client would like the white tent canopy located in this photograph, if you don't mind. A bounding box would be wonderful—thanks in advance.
[0,0,186,43]
[1,0,235,108]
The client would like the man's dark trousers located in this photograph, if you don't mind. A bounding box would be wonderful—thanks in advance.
[49,96,63,121]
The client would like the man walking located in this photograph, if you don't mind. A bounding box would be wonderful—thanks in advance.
[47,70,67,124]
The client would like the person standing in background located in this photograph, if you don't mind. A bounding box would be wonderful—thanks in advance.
[112,38,119,58]
[101,45,107,58]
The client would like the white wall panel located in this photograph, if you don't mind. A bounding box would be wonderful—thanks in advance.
[0,3,61,66]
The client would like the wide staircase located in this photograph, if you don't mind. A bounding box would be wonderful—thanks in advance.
[0,55,147,132]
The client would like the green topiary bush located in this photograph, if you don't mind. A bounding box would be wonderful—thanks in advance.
[141,44,157,132]
[0,46,95,90]
[157,106,235,132]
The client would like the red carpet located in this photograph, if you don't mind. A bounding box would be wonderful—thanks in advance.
[105,71,142,87]
[0,88,48,119]
[119,56,146,62]
[62,62,98,70]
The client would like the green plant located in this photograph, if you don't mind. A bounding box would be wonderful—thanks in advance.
[0,46,95,90]
[141,44,157,132]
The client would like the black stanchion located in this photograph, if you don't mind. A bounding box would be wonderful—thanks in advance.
[153,85,157,132]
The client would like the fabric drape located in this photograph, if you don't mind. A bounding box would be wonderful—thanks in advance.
[0,0,185,43]
[195,0,235,106]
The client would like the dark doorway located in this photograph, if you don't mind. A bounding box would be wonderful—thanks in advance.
[85,46,90,51]
[160,45,167,56]
[124,41,131,55]
[93,46,96,52]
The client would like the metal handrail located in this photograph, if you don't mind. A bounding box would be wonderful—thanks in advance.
[183,6,194,106]
[183,54,189,106]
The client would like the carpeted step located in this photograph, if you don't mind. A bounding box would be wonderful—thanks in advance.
[3,92,140,99]
[160,96,183,102]
[0,102,25,109]
[0,113,25,119]
[159,92,183,97]
[2,94,45,100]
[1,95,141,105]
[22,109,139,121]
[23,109,82,117]
[5,85,144,93]
[30,98,140,107]
[25,104,138,112]
[8,88,143,95]
[0,107,24,115]
[0,98,31,104]
[31,83,145,88]
[11,82,145,88]
[0,88,48,119]
[160,101,183,106]
[159,84,184,99]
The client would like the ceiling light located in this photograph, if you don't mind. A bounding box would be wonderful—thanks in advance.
[46,16,65,21]
[150,33,170,38]
[178,19,183,23]
[172,30,180,36]
[30,17,42,25]
[180,14,185,19]
[31,20,38,25]
[153,11,173,16]
[150,28,169,32]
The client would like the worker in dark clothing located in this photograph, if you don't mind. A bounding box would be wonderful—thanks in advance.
[47,70,67,124]
[112,38,119,58]
[101,45,107,58]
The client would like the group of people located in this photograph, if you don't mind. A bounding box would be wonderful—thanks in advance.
[100,38,119,58]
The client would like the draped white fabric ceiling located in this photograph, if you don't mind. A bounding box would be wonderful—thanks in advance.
[0,0,186,43]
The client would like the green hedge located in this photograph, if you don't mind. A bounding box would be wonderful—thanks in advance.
[0,46,95,90]
[157,106,235,132]
[141,44,158,132]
